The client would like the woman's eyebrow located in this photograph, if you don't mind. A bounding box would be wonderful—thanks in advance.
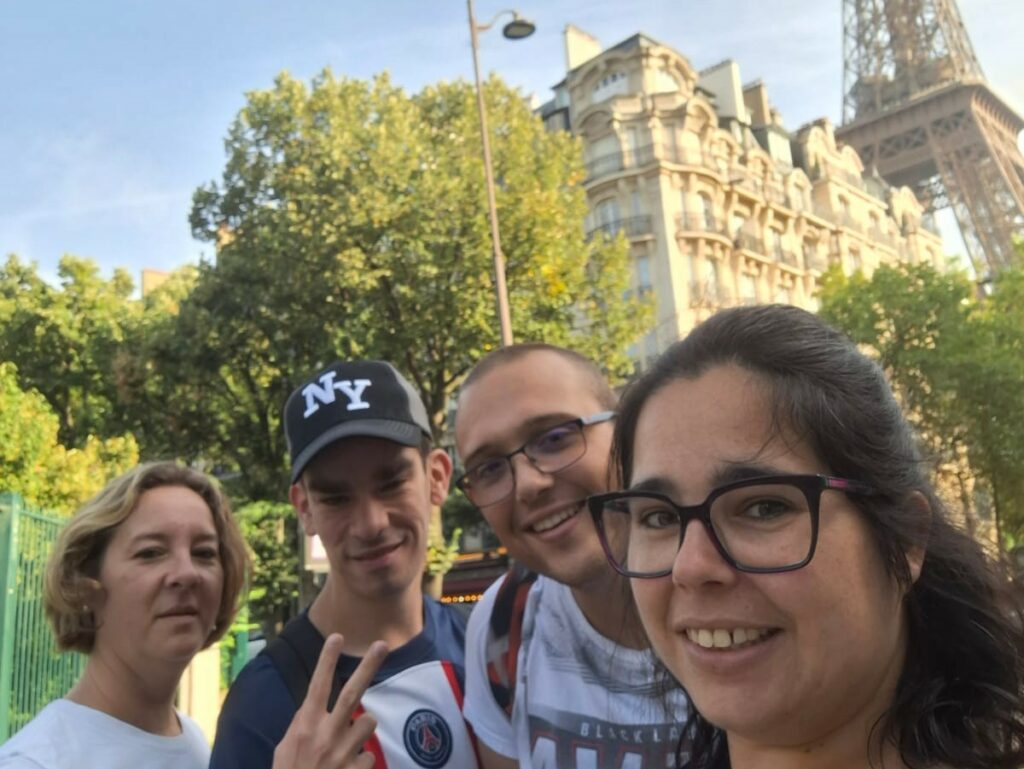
[710,462,789,487]
[628,463,790,495]
[628,477,675,495]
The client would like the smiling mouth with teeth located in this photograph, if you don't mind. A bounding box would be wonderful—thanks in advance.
[685,627,776,650]
[530,504,581,533]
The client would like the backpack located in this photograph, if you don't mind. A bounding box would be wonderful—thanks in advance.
[483,563,538,716]
[261,614,342,709]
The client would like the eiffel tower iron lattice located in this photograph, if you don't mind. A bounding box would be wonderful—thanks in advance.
[837,0,1024,277]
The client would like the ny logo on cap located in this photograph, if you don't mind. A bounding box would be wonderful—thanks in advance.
[301,372,372,418]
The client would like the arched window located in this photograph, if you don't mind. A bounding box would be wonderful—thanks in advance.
[772,229,784,260]
[698,193,716,231]
[849,247,862,271]
[740,273,758,304]
[594,198,620,237]
[636,254,651,293]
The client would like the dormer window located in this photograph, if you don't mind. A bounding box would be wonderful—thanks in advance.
[594,71,628,102]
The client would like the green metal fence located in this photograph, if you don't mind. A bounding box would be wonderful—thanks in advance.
[0,493,84,742]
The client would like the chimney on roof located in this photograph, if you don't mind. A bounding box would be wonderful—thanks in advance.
[743,81,771,126]
[565,24,602,70]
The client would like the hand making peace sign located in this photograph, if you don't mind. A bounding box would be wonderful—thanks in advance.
[272,634,388,769]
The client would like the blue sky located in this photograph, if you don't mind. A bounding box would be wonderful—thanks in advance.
[3,0,1022,285]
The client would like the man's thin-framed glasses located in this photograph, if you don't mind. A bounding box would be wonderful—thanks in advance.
[456,411,616,508]
[588,474,876,578]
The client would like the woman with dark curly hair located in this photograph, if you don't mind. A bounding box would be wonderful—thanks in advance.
[589,304,1024,769]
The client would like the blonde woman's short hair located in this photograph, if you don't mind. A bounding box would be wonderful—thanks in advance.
[44,461,250,653]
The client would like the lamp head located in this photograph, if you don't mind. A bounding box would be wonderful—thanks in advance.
[502,14,536,40]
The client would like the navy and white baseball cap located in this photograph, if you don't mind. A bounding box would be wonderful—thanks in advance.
[284,360,433,483]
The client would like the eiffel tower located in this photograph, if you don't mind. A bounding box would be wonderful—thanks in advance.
[836,0,1024,277]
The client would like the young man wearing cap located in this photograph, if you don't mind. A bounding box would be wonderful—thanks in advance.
[454,344,689,769]
[211,360,479,769]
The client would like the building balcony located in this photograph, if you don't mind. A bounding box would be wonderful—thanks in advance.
[689,279,726,307]
[779,249,801,268]
[764,185,789,207]
[809,165,867,192]
[731,174,764,197]
[805,252,829,272]
[869,228,897,250]
[586,143,730,182]
[586,215,654,240]
[832,212,864,233]
[627,144,656,167]
[585,152,625,180]
[662,146,720,173]
[676,213,725,237]
[585,145,657,182]
[734,230,764,254]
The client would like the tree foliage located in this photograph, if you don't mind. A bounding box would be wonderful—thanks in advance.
[1,72,652,630]
[233,500,299,635]
[0,361,138,513]
[179,70,650,499]
[0,254,140,449]
[817,256,1024,542]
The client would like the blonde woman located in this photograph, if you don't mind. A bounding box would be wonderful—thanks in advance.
[0,462,382,769]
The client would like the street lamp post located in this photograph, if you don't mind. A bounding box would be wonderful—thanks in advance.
[466,1,535,347]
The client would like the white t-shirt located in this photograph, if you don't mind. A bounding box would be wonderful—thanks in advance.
[464,573,689,768]
[0,699,209,769]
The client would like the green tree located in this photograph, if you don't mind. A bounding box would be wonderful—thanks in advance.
[233,500,300,636]
[0,254,140,449]
[817,258,1024,542]
[959,259,1024,540]
[110,265,211,462]
[176,71,650,500]
[0,362,138,513]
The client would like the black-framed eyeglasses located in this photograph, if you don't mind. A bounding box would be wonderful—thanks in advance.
[456,411,616,508]
[588,474,876,578]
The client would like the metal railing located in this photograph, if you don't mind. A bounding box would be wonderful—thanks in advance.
[869,228,897,249]
[732,174,764,196]
[734,230,764,254]
[839,212,864,232]
[689,279,725,307]
[0,494,84,741]
[585,152,625,180]
[805,251,830,272]
[586,142,724,182]
[586,215,654,240]
[584,144,656,181]
[676,213,724,235]
[764,185,789,207]
[662,146,720,172]
[809,164,867,192]
[779,249,801,267]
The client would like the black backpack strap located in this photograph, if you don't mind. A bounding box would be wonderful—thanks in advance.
[262,615,324,708]
[485,563,538,716]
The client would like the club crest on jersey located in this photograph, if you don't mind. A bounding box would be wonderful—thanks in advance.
[403,708,453,768]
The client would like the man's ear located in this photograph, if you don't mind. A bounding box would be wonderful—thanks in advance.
[289,481,316,537]
[426,448,454,507]
[903,491,932,585]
